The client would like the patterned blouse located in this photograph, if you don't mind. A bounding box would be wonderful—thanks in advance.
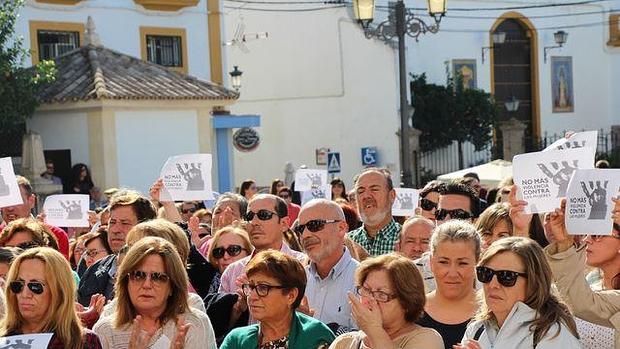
[260,336,288,349]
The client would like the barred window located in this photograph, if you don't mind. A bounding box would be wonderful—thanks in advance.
[146,35,183,67]
[37,30,80,61]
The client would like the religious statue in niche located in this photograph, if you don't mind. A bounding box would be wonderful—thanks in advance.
[551,56,574,113]
[452,59,477,89]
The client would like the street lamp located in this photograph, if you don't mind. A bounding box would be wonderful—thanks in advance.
[229,66,243,90]
[504,96,520,112]
[352,0,446,187]
[481,31,506,64]
[544,30,568,63]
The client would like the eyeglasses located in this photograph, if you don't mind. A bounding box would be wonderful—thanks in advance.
[83,249,108,258]
[476,266,527,287]
[419,198,438,211]
[180,207,197,214]
[585,234,620,242]
[243,209,279,221]
[241,283,287,297]
[294,219,341,234]
[9,280,45,295]
[212,245,247,259]
[435,208,473,221]
[128,270,170,285]
[279,194,290,199]
[355,286,397,303]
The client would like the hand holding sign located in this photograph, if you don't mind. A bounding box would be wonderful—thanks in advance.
[507,185,532,237]
[294,169,328,192]
[543,130,597,153]
[160,154,214,201]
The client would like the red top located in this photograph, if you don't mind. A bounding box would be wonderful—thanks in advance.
[287,203,301,227]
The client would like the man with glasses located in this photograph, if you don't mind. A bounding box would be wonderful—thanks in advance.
[347,168,400,256]
[416,180,445,222]
[218,194,305,294]
[436,181,478,225]
[77,190,156,306]
[298,199,359,333]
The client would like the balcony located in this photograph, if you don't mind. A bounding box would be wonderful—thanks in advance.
[134,0,200,11]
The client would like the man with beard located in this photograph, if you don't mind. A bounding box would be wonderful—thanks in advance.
[297,199,358,333]
[347,168,399,256]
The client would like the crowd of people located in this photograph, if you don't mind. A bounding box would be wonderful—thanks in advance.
[0,163,617,349]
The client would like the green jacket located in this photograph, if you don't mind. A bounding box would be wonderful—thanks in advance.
[220,311,335,349]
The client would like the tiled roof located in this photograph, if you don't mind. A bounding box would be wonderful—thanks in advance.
[37,44,239,103]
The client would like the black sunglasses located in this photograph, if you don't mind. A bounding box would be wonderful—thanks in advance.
[128,270,170,284]
[435,208,473,221]
[294,219,340,234]
[212,245,246,259]
[419,198,438,211]
[181,207,197,214]
[244,209,279,221]
[476,266,527,287]
[9,280,45,295]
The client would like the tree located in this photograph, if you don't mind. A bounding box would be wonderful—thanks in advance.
[410,72,499,169]
[0,0,55,155]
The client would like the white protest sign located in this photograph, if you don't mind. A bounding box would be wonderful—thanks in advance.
[0,333,53,348]
[43,194,90,227]
[392,188,419,217]
[160,154,214,201]
[294,169,328,192]
[301,185,332,206]
[565,169,620,235]
[0,157,23,209]
[513,147,594,213]
[543,130,598,153]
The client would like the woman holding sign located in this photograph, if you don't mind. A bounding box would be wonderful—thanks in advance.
[0,247,102,348]
[543,197,620,347]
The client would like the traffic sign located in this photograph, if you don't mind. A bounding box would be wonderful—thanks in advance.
[327,152,341,174]
[361,147,378,166]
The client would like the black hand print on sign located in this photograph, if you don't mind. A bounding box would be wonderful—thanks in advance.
[580,180,608,220]
[0,168,10,197]
[0,339,35,349]
[176,163,205,191]
[397,193,414,210]
[537,160,579,197]
[60,200,83,220]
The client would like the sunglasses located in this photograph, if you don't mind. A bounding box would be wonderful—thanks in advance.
[476,266,527,287]
[212,245,246,259]
[294,219,340,234]
[83,249,108,258]
[279,194,290,199]
[180,207,197,214]
[419,198,438,211]
[243,209,279,221]
[9,280,45,295]
[586,234,620,242]
[435,208,473,221]
[128,270,170,284]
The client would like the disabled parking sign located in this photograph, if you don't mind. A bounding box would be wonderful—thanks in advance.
[361,147,378,166]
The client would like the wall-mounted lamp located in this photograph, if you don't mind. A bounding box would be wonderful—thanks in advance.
[229,66,243,91]
[505,96,520,112]
[481,32,506,64]
[544,30,568,63]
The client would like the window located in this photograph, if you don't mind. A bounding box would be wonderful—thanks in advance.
[146,35,183,67]
[609,14,620,47]
[140,27,188,73]
[29,21,85,65]
[37,30,80,61]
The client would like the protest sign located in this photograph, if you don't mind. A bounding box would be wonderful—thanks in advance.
[0,333,53,348]
[301,185,332,206]
[565,169,620,235]
[392,188,419,217]
[543,130,598,153]
[160,154,214,201]
[513,147,594,213]
[0,157,22,209]
[294,169,328,192]
[43,194,90,227]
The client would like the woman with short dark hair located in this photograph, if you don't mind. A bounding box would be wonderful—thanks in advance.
[221,250,335,349]
[330,253,443,349]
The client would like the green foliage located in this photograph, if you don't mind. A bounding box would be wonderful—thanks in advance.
[410,72,499,152]
[0,0,56,130]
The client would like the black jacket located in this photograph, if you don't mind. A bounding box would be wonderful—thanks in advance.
[77,254,117,306]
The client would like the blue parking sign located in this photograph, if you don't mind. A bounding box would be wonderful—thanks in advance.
[361,147,378,166]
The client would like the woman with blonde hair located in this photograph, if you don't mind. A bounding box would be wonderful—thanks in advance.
[456,237,580,348]
[93,237,216,348]
[0,247,101,348]
[206,226,252,292]
[474,203,513,250]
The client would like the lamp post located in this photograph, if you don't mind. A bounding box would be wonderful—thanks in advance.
[544,30,568,63]
[352,0,446,187]
[229,66,243,90]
